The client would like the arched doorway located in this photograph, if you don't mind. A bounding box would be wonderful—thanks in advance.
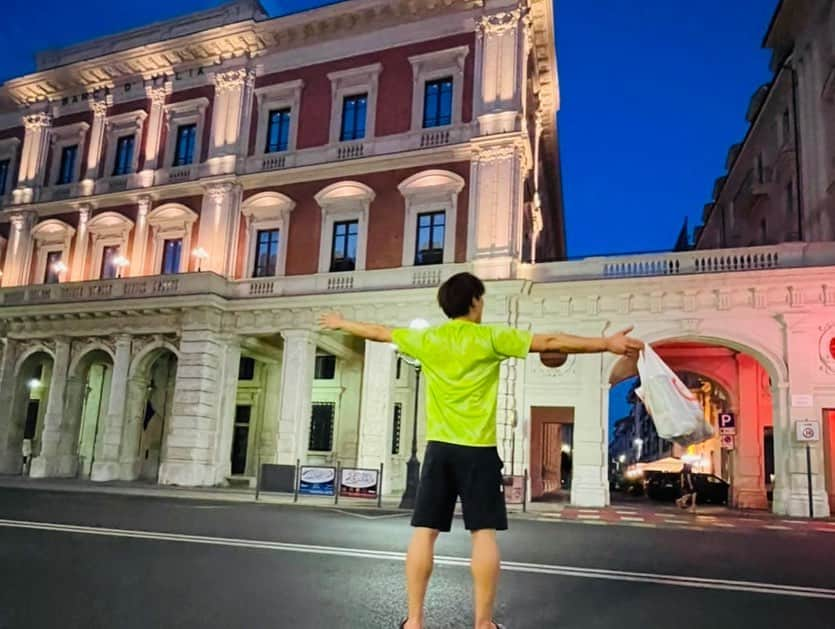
[608,339,777,510]
[67,349,114,479]
[11,350,55,474]
[124,347,178,483]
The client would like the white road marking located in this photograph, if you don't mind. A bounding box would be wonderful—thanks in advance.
[329,509,409,520]
[620,517,646,522]
[1,518,834,600]
[576,514,601,520]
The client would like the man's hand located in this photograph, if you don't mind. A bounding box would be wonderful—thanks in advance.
[604,326,644,358]
[318,311,345,331]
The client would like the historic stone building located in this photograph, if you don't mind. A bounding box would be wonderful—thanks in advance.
[0,0,833,520]
[692,0,835,249]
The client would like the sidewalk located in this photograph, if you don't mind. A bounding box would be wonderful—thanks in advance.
[2,475,833,533]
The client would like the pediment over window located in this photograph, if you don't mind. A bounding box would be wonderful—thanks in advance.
[31,219,76,245]
[242,192,296,222]
[398,169,465,203]
[87,211,134,238]
[314,181,375,213]
[147,203,199,230]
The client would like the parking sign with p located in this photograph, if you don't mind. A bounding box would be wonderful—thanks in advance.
[719,412,736,435]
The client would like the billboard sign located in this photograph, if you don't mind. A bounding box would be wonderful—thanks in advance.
[298,466,336,496]
[339,468,379,499]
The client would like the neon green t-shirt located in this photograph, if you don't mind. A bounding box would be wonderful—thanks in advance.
[391,320,533,447]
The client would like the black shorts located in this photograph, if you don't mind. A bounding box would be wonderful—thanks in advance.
[411,441,507,532]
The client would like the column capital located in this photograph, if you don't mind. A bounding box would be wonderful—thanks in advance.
[114,334,133,347]
[136,195,153,215]
[22,112,52,130]
[280,328,316,343]
[88,96,112,118]
[213,68,255,93]
[145,81,172,106]
[9,210,37,231]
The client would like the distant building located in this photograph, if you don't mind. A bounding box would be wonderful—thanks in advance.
[689,0,835,249]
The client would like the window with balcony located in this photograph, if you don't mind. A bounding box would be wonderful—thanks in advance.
[265,109,291,153]
[173,124,197,166]
[0,159,9,195]
[309,402,335,452]
[160,238,183,275]
[330,220,358,272]
[43,251,63,284]
[253,229,280,278]
[56,145,78,185]
[113,136,135,176]
[340,94,367,142]
[415,211,446,265]
[423,77,453,128]
[100,245,120,279]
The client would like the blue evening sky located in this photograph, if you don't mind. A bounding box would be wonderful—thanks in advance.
[0,0,776,256]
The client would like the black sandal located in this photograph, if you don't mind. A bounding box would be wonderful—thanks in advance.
[398,619,407,629]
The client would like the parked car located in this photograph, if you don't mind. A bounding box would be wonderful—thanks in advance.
[644,472,729,505]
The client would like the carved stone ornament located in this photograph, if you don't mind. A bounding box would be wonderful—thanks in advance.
[23,112,52,130]
[477,8,525,36]
[819,322,835,374]
[679,318,702,334]
[474,143,522,163]
[89,98,110,118]
[213,68,254,92]
[529,352,577,379]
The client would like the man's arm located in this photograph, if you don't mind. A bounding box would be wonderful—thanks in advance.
[530,326,644,358]
[318,312,393,343]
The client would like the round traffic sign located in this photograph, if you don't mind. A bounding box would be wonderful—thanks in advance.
[803,426,815,439]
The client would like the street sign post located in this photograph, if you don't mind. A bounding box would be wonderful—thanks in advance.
[720,434,734,450]
[796,420,821,518]
[718,412,736,435]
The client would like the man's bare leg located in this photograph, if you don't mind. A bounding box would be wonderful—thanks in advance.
[471,529,500,629]
[404,527,440,629]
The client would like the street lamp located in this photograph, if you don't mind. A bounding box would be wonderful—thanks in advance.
[192,247,209,272]
[398,317,430,510]
[51,260,68,282]
[113,255,129,279]
[633,437,644,462]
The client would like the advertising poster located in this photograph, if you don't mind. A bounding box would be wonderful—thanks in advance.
[339,468,379,498]
[503,475,525,505]
[298,466,336,496]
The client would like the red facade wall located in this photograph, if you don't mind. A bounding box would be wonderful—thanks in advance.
[254,32,476,152]
[243,160,470,276]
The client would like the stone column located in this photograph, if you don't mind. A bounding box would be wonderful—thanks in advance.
[197,183,242,276]
[13,111,52,205]
[210,68,255,162]
[357,341,397,481]
[139,82,171,182]
[30,338,72,478]
[775,315,831,517]
[474,6,529,135]
[0,339,22,474]
[569,356,610,507]
[90,335,132,481]
[276,330,316,465]
[81,98,110,195]
[259,362,282,465]
[2,211,36,287]
[131,196,152,277]
[70,205,91,282]
[732,353,769,509]
[213,337,241,483]
[467,142,526,277]
[157,308,235,486]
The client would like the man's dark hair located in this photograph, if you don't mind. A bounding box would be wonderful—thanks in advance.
[437,272,485,319]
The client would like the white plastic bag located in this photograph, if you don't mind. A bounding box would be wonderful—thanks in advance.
[634,346,714,446]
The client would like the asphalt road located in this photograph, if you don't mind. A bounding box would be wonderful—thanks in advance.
[0,488,833,629]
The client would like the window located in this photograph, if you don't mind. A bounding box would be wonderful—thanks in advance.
[230,405,251,476]
[100,245,120,279]
[423,77,453,128]
[238,357,256,381]
[57,145,78,185]
[309,402,335,452]
[330,220,358,272]
[415,211,445,265]
[160,238,183,275]
[173,124,197,166]
[253,229,280,278]
[44,251,63,284]
[314,354,336,380]
[391,403,402,455]
[340,94,367,141]
[113,136,135,176]
[265,109,291,153]
[786,181,794,215]
[0,159,11,195]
